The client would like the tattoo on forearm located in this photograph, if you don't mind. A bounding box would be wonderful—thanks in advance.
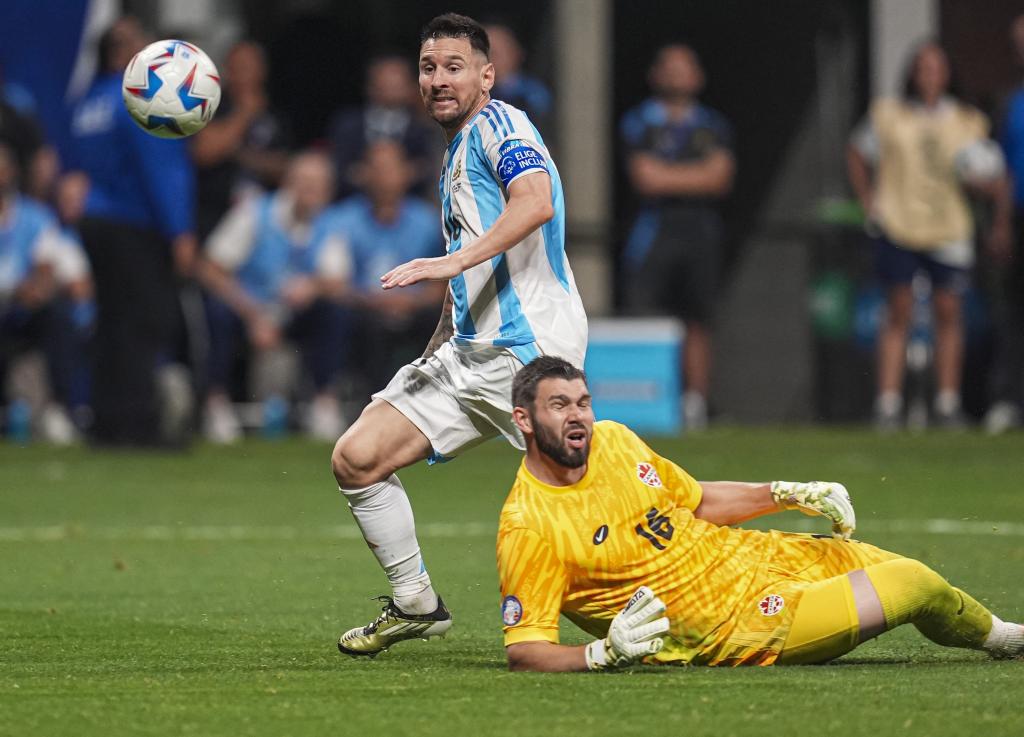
[422,290,454,358]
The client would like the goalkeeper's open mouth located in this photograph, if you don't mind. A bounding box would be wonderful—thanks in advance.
[565,426,589,451]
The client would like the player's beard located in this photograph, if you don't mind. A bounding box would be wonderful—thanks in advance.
[532,415,589,469]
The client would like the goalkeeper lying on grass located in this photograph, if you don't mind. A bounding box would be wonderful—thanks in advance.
[495,357,1024,671]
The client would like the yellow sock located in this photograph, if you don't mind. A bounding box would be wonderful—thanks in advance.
[864,558,992,650]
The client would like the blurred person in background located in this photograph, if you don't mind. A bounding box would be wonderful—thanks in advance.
[847,41,1012,431]
[0,62,57,201]
[190,40,291,240]
[52,171,96,429]
[984,16,1024,435]
[326,54,435,200]
[619,44,735,432]
[66,16,198,447]
[327,139,444,392]
[484,23,552,140]
[198,150,350,443]
[0,142,88,444]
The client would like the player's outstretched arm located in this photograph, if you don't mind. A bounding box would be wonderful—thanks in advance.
[506,587,670,673]
[380,172,554,289]
[695,481,856,539]
[694,482,778,526]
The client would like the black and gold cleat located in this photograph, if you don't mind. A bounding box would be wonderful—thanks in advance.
[338,596,452,658]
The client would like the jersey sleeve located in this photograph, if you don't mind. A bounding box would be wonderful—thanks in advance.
[206,199,258,270]
[316,233,352,280]
[480,104,550,190]
[496,524,568,646]
[654,455,704,511]
[623,424,704,511]
[619,106,650,157]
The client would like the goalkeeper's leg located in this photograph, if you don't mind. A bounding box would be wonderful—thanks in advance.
[779,558,1024,664]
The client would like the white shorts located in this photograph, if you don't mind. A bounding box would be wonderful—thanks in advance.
[372,341,526,463]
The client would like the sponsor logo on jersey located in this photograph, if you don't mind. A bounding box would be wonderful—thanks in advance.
[637,462,662,487]
[593,524,609,545]
[502,595,523,626]
[758,594,785,616]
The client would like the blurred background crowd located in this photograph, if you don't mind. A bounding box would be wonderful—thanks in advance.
[0,0,1023,447]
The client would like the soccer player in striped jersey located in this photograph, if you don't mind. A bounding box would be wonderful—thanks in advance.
[333,13,586,657]
[498,357,1024,671]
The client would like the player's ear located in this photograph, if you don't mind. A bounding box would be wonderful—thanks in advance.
[512,405,531,434]
[481,59,495,93]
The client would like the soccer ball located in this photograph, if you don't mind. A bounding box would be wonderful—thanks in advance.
[954,139,1005,182]
[122,39,221,139]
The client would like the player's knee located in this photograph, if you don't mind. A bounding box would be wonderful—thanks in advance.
[872,558,955,615]
[885,296,913,330]
[332,430,383,489]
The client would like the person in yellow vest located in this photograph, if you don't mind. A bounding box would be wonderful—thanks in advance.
[847,41,1012,430]
[496,356,1024,671]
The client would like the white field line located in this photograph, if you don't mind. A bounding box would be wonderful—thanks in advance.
[0,518,1022,543]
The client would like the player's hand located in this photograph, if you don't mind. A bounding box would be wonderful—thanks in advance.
[172,234,198,278]
[380,254,461,290]
[584,586,670,670]
[770,480,856,540]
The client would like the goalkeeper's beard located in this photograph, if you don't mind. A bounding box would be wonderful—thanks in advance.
[532,414,590,469]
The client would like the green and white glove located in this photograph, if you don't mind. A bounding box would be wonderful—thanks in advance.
[770,480,856,540]
[585,586,670,670]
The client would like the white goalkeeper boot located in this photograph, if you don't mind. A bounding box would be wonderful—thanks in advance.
[338,596,452,658]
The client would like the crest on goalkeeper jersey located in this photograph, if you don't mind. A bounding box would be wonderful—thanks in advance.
[759,594,785,616]
[637,462,663,487]
[502,595,523,626]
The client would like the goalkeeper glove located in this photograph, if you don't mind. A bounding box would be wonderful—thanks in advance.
[770,480,856,540]
[584,586,670,670]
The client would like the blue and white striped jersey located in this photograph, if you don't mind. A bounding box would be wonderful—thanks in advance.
[439,99,587,368]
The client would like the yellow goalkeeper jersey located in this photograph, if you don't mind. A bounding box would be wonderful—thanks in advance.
[496,421,890,666]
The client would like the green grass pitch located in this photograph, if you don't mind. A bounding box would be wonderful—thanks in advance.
[2,428,1022,737]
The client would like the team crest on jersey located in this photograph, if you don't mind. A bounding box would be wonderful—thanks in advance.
[758,594,785,616]
[637,463,662,487]
[502,595,523,626]
[450,156,463,192]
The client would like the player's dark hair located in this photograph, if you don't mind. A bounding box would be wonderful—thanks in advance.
[420,13,490,59]
[900,39,962,103]
[512,356,587,410]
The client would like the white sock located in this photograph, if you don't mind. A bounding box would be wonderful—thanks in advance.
[876,391,902,416]
[983,615,1024,657]
[934,390,961,416]
[340,474,438,614]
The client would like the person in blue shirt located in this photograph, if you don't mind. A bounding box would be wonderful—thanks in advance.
[0,142,88,443]
[326,54,437,201]
[620,43,735,432]
[326,139,445,391]
[198,151,351,443]
[484,23,553,142]
[985,15,1024,434]
[66,16,198,447]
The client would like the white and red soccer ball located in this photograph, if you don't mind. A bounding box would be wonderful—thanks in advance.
[122,39,221,139]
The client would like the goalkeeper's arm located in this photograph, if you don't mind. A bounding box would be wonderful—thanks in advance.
[506,587,670,673]
[695,481,856,539]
